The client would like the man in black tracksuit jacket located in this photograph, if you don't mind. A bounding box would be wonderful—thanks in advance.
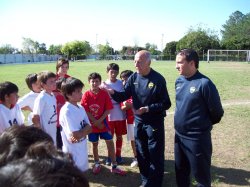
[109,50,171,187]
[174,49,224,187]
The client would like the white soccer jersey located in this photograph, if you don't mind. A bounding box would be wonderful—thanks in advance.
[33,90,57,144]
[0,104,24,134]
[59,102,90,172]
[17,91,39,126]
[105,79,126,121]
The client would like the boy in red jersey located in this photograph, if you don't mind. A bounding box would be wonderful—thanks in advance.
[81,72,126,176]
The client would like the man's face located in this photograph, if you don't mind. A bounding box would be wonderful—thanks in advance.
[134,53,150,75]
[176,54,193,77]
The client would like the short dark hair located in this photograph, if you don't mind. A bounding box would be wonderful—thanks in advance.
[0,141,89,187]
[56,77,67,91]
[107,63,119,72]
[37,71,56,84]
[0,82,18,101]
[56,58,69,72]
[177,49,199,69]
[0,125,53,167]
[25,73,38,91]
[88,72,102,82]
[61,77,84,100]
[120,70,133,79]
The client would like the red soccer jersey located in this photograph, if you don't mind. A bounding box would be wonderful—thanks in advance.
[53,90,66,127]
[81,89,113,133]
[56,74,70,79]
[121,98,134,124]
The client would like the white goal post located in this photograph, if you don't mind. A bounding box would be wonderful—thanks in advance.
[207,49,250,62]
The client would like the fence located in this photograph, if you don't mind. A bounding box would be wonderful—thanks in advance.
[0,54,61,64]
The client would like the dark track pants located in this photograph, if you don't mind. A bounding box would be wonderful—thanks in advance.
[134,118,165,187]
[174,134,212,187]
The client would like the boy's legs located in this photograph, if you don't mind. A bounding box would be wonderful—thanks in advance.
[127,123,137,167]
[109,120,126,163]
[89,133,101,174]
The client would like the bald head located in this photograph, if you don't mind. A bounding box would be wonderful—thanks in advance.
[134,50,151,76]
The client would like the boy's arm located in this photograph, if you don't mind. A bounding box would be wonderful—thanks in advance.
[71,125,92,142]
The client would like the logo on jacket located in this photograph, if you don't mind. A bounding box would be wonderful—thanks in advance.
[148,82,154,89]
[190,86,196,93]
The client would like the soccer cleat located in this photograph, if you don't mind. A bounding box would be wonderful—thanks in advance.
[111,166,126,176]
[92,163,101,174]
[130,158,138,167]
[116,156,124,165]
[105,157,111,166]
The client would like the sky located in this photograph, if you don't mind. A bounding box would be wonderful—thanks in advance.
[0,0,249,51]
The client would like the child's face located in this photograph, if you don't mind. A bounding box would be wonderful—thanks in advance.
[107,69,119,82]
[89,78,101,91]
[58,64,69,75]
[121,76,128,86]
[42,77,56,93]
[68,88,82,103]
[5,92,19,106]
[32,81,42,93]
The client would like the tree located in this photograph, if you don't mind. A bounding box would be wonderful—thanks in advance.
[0,44,17,54]
[98,42,114,59]
[163,41,178,60]
[61,40,92,59]
[221,11,250,49]
[22,37,36,54]
[22,38,47,54]
[144,43,161,55]
[48,44,63,55]
[177,27,220,56]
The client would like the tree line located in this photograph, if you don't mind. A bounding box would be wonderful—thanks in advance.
[0,11,249,60]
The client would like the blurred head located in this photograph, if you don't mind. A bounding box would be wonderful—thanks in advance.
[61,77,84,102]
[56,58,69,76]
[120,70,133,85]
[0,81,19,106]
[0,125,53,167]
[176,49,199,78]
[25,73,41,93]
[106,63,119,82]
[0,141,89,187]
[134,50,151,76]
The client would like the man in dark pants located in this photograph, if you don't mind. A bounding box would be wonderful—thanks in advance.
[174,49,224,187]
[105,50,171,187]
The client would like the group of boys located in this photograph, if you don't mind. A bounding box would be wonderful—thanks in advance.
[0,61,136,177]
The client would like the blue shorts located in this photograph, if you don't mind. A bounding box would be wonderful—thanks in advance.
[88,132,113,142]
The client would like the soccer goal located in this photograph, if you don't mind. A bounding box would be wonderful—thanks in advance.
[207,50,250,62]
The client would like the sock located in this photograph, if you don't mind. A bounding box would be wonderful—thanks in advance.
[116,139,123,157]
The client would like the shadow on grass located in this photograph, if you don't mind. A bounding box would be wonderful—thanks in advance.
[211,166,250,186]
[85,156,177,187]
[85,156,250,187]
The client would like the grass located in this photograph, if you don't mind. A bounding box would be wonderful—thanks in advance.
[0,60,250,186]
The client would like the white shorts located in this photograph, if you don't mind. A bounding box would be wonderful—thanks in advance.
[126,123,135,141]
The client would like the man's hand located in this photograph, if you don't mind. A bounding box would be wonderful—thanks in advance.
[134,106,149,115]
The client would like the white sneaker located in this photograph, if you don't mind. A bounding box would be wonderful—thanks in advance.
[130,158,138,167]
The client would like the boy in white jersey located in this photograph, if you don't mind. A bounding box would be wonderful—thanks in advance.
[60,77,92,172]
[0,81,24,134]
[103,63,126,165]
[33,71,57,144]
[17,73,41,126]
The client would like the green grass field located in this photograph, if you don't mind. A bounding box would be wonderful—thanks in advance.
[0,60,250,187]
